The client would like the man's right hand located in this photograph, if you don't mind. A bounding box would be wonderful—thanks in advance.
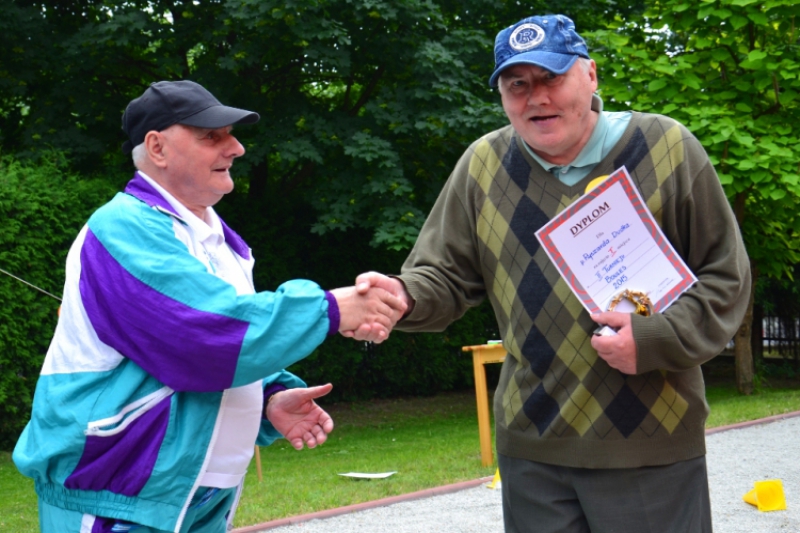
[338,272,414,342]
[329,281,407,343]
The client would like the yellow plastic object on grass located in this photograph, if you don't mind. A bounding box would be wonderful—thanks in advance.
[743,479,787,512]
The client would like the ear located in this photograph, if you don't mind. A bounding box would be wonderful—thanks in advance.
[144,131,168,169]
[587,59,598,92]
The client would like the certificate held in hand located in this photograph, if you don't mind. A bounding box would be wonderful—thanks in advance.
[535,166,696,317]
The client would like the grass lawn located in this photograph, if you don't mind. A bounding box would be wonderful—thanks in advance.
[3,365,800,532]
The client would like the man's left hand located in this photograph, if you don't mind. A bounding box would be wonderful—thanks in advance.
[266,384,334,450]
[590,312,637,375]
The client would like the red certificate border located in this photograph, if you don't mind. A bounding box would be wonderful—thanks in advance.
[536,166,696,314]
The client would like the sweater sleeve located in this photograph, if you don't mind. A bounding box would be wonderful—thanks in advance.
[80,195,331,391]
[395,146,488,332]
[632,129,751,373]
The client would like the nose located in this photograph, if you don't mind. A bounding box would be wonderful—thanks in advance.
[527,81,550,106]
[224,133,246,158]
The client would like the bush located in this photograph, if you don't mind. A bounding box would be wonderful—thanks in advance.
[0,153,116,449]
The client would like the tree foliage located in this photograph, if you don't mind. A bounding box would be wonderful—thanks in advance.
[2,0,641,248]
[586,0,800,392]
[587,0,800,279]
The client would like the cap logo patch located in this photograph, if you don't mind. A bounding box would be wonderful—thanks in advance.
[509,23,545,51]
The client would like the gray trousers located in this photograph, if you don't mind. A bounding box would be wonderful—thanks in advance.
[498,453,712,533]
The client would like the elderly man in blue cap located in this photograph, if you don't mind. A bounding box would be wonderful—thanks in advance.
[354,14,750,533]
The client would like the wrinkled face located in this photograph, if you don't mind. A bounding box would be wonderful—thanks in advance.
[498,60,598,166]
[158,124,245,217]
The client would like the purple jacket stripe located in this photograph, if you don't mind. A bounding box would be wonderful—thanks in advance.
[124,173,179,216]
[80,230,248,391]
[220,221,251,261]
[64,395,171,496]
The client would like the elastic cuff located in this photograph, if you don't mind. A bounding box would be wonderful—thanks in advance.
[262,384,288,420]
[324,291,340,335]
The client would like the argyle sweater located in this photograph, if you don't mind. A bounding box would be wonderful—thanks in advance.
[396,113,751,468]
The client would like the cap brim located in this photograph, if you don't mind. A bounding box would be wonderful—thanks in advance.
[179,105,260,128]
[489,52,580,87]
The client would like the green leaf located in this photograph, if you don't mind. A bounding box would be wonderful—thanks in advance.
[771,188,787,200]
[648,79,668,92]
[697,5,715,19]
[730,15,750,30]
[748,12,768,25]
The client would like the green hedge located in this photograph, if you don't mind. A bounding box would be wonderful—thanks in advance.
[0,154,116,449]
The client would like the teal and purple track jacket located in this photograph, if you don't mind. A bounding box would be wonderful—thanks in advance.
[13,173,336,532]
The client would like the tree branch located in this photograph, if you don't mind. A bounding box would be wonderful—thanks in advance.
[348,64,385,117]
[772,73,781,109]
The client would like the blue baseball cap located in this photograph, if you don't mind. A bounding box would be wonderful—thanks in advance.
[489,14,589,87]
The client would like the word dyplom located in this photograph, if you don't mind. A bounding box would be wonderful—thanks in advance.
[570,201,610,237]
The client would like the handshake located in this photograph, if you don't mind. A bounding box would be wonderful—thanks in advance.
[328,272,413,343]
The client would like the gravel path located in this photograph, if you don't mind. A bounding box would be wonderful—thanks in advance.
[236,413,800,533]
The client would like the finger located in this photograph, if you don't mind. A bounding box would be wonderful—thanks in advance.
[347,323,377,341]
[590,335,604,352]
[311,424,328,446]
[595,311,630,329]
[356,324,387,343]
[320,414,334,433]
[590,335,614,353]
[366,320,391,338]
[379,291,407,314]
[372,326,388,343]
[355,271,380,293]
[367,305,394,330]
[303,383,334,401]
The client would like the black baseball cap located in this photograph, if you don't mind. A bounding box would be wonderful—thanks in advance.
[121,80,260,154]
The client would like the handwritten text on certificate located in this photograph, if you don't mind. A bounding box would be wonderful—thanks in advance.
[535,167,696,315]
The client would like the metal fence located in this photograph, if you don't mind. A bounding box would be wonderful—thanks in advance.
[758,316,800,360]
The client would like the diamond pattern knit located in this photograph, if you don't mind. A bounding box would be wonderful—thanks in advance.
[399,111,749,469]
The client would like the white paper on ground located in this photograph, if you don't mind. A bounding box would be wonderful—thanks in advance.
[338,472,397,479]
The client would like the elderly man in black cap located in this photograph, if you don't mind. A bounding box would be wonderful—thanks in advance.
[14,80,406,533]
[353,14,750,533]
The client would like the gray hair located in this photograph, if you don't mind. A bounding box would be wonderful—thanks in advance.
[131,142,146,169]
[577,57,592,72]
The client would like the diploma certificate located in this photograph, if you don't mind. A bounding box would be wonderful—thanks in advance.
[535,166,696,315]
